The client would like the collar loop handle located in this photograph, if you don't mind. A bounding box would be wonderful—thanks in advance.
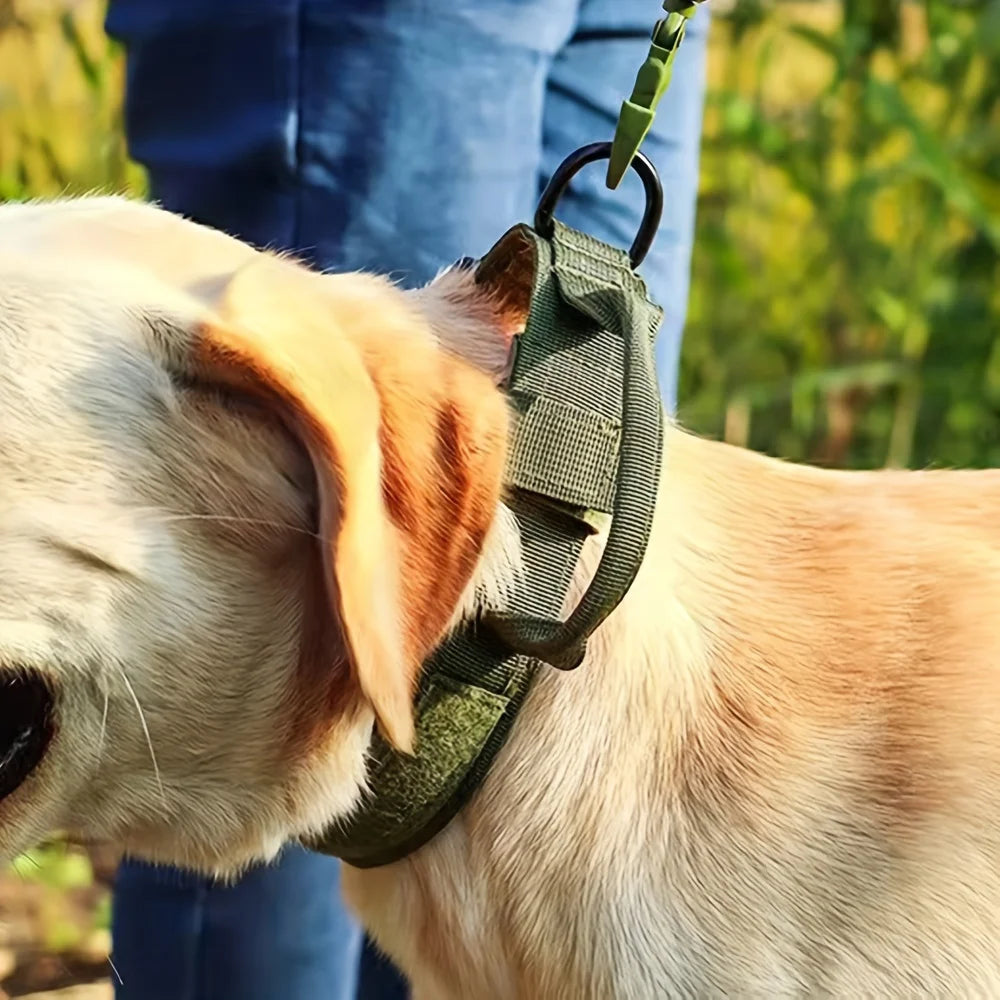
[484,143,665,672]
[535,142,663,269]
[306,147,666,868]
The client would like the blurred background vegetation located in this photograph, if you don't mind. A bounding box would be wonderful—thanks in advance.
[2,0,998,472]
[0,0,997,993]
[689,0,999,469]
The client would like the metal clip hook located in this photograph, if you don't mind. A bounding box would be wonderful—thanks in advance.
[535,142,663,270]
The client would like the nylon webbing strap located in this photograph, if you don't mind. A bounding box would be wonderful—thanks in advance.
[485,221,665,669]
[307,221,663,869]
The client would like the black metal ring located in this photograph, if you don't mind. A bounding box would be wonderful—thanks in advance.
[534,142,664,270]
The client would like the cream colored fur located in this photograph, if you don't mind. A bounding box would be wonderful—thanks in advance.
[3,197,1000,998]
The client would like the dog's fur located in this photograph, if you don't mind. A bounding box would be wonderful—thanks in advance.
[3,197,1000,998]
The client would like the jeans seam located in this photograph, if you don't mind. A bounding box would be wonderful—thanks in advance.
[191,881,208,1000]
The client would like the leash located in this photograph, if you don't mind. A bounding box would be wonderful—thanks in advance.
[608,1,707,189]
[309,3,704,870]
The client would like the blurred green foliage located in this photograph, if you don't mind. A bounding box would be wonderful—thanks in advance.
[11,842,94,892]
[8,840,110,954]
[0,0,998,477]
[0,0,143,199]
[683,0,1000,469]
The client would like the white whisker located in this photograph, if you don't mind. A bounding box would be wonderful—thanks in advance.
[118,666,166,810]
[142,510,320,540]
[108,955,125,986]
[12,850,41,879]
[97,690,109,758]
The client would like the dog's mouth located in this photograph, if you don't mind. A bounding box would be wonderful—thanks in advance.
[0,672,54,803]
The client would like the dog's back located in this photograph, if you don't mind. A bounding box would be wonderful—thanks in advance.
[348,428,1000,999]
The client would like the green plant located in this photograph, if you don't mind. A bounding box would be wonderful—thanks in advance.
[0,0,144,200]
[9,841,108,953]
[11,842,94,891]
[681,0,1000,470]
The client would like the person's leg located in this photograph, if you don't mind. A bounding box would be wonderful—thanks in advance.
[110,0,577,281]
[103,2,578,999]
[541,0,710,409]
[107,0,303,254]
[105,1,707,996]
[112,847,362,1000]
[291,0,580,284]
[104,2,376,997]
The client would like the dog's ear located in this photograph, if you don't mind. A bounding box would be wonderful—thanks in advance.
[410,232,536,382]
[192,257,508,752]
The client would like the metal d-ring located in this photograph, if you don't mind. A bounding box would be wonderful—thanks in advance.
[534,141,664,270]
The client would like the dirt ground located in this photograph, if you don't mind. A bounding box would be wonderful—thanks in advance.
[0,845,116,1000]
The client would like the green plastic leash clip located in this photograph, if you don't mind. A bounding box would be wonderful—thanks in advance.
[606,0,700,191]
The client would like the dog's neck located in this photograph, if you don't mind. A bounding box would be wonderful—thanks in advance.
[340,429,689,999]
[340,272,689,995]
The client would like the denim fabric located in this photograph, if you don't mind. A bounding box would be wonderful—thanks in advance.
[106,2,708,998]
[112,847,363,1000]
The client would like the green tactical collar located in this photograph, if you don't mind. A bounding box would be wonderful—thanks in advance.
[307,144,665,869]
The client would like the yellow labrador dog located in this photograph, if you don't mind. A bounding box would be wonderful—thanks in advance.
[2,196,1000,999]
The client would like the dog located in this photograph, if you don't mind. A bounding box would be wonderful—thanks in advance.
[2,196,1000,999]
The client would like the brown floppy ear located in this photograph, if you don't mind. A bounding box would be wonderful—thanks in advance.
[193,259,413,750]
[351,319,511,663]
[192,256,509,753]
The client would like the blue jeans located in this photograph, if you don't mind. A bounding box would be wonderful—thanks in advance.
[106,2,709,998]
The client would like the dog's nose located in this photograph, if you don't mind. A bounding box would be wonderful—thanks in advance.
[0,671,54,803]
